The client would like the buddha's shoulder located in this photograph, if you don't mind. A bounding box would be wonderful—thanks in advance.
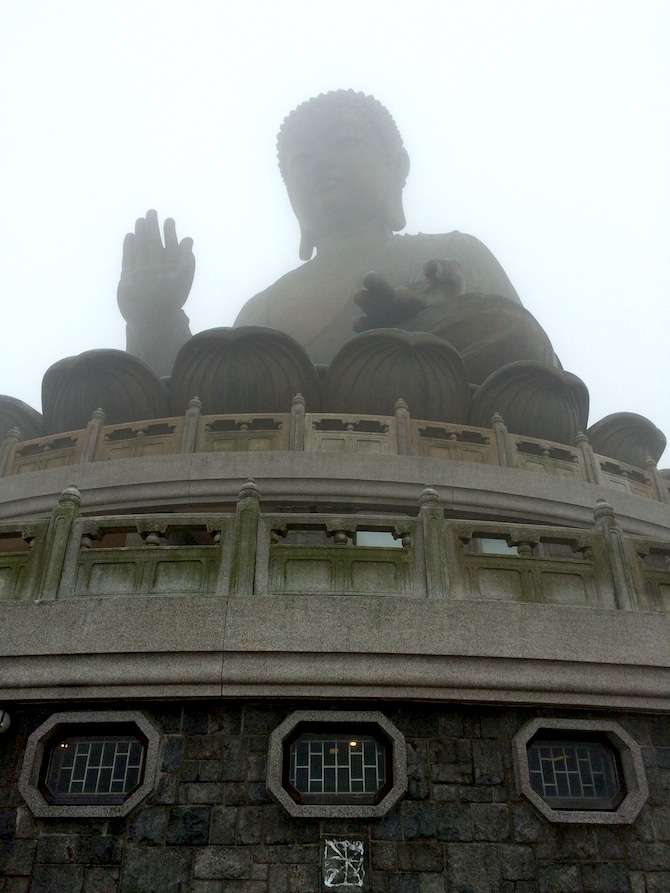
[398,231,489,254]
[233,262,320,327]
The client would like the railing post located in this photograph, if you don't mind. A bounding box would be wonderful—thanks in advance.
[0,427,21,477]
[491,413,511,467]
[230,479,260,596]
[37,485,81,602]
[181,397,202,453]
[644,456,670,504]
[289,393,306,451]
[419,485,449,598]
[394,399,412,456]
[81,408,106,463]
[575,431,603,486]
[593,500,638,611]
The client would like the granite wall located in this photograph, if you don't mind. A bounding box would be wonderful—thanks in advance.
[1,700,669,893]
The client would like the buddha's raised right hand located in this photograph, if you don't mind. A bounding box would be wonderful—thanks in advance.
[117,210,195,326]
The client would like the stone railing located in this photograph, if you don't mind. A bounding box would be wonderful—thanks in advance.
[2,483,668,612]
[0,398,668,505]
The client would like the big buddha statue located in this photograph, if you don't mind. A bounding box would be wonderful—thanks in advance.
[117,90,557,383]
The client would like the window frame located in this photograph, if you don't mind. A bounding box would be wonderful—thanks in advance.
[19,711,160,818]
[512,717,648,824]
[267,710,407,818]
[283,722,393,806]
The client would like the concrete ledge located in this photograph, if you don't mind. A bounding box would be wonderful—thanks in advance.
[0,453,668,536]
[1,596,669,709]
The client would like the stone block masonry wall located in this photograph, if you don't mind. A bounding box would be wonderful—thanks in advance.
[1,700,670,893]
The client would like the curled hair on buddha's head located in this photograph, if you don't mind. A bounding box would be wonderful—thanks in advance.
[277,91,410,259]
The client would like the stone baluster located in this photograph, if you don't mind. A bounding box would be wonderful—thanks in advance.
[0,427,21,477]
[326,520,354,545]
[575,431,603,486]
[644,456,670,505]
[181,397,202,454]
[289,393,306,451]
[394,399,411,456]
[81,408,106,463]
[593,500,637,611]
[230,479,261,596]
[491,413,511,467]
[37,485,81,602]
[419,485,449,598]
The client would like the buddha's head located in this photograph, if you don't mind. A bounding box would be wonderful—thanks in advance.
[277,91,410,260]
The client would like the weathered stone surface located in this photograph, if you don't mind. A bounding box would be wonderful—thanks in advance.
[469,361,589,444]
[35,833,78,863]
[42,349,169,434]
[29,864,85,893]
[169,327,321,415]
[0,839,36,876]
[397,841,442,872]
[0,396,44,442]
[588,411,667,466]
[193,846,253,879]
[472,739,505,785]
[435,804,472,842]
[499,844,535,880]
[120,848,192,892]
[446,843,501,892]
[580,861,629,892]
[471,803,509,841]
[83,865,121,893]
[401,803,436,840]
[322,329,470,423]
[166,806,211,845]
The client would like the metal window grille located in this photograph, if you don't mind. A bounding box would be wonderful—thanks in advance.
[289,735,386,796]
[528,739,623,809]
[46,736,144,798]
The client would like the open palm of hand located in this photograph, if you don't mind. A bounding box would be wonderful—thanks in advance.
[117,210,195,325]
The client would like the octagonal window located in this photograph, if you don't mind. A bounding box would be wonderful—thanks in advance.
[513,718,648,824]
[527,734,624,811]
[268,711,406,818]
[43,725,146,805]
[19,711,160,818]
[287,727,390,805]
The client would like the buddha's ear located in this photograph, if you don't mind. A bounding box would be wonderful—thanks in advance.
[386,147,410,232]
[299,226,315,261]
[394,146,410,185]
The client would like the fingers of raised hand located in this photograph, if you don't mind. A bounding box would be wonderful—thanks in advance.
[121,232,135,273]
[163,217,179,255]
[144,209,164,263]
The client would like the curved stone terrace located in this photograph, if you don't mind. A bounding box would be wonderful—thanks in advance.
[1,399,668,506]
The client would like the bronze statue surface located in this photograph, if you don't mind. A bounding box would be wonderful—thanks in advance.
[117,90,554,379]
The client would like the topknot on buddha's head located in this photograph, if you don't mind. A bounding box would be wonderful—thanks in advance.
[277,90,405,183]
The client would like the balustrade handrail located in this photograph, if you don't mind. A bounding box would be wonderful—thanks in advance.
[0,483,664,612]
[0,402,668,506]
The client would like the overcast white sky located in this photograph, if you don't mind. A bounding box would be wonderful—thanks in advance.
[1,1,668,463]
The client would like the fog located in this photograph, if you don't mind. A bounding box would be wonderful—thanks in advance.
[1,0,668,462]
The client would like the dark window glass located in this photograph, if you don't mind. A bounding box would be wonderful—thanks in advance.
[288,733,386,801]
[527,737,624,810]
[45,734,145,803]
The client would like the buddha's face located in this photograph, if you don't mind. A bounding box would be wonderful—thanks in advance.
[282,108,407,238]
